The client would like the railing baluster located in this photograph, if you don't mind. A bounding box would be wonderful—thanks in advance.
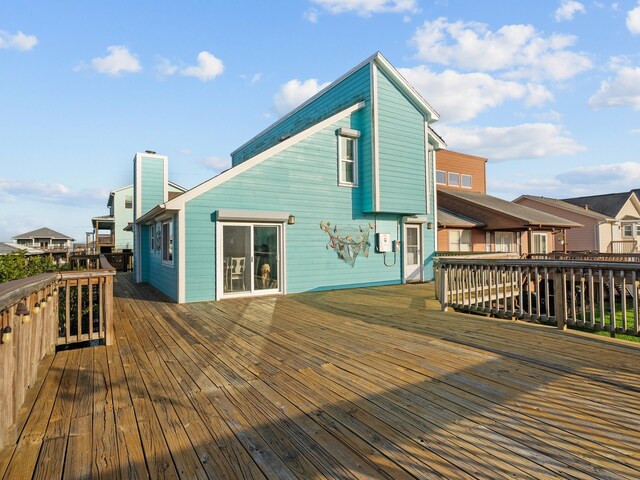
[633,273,639,335]
[65,280,71,343]
[569,268,576,324]
[609,269,615,334]
[579,269,586,327]
[620,271,627,333]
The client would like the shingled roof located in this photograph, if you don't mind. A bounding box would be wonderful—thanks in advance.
[562,192,635,218]
[515,195,610,220]
[12,227,75,241]
[437,208,484,228]
[438,190,581,229]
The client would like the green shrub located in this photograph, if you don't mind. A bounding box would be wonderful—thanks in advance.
[0,251,57,283]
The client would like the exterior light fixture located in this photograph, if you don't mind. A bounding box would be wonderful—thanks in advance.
[288,215,296,225]
[2,326,12,344]
[32,302,41,315]
[16,301,30,317]
[40,297,47,307]
[47,293,53,301]
[426,222,433,229]
[52,289,58,297]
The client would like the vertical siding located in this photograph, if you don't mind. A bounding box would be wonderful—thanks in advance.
[232,64,372,166]
[376,68,426,214]
[185,114,403,303]
[141,157,165,215]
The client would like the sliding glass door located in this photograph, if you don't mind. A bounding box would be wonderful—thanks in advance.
[221,223,282,297]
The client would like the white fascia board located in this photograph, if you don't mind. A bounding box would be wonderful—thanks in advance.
[371,60,380,212]
[373,53,440,123]
[168,101,366,210]
[427,126,447,149]
[216,210,290,222]
[231,54,378,157]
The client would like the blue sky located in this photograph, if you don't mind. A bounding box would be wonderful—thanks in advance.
[1,0,640,242]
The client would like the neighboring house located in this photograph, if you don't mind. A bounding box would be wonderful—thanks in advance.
[515,191,640,253]
[0,243,44,256]
[11,227,74,251]
[133,52,445,303]
[92,182,185,253]
[435,150,580,255]
[438,190,580,255]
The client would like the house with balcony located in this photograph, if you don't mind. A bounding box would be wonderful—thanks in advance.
[91,181,185,253]
[11,227,74,251]
[132,52,444,303]
[435,150,580,255]
[515,191,640,253]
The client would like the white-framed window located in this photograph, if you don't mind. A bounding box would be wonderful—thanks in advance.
[624,224,633,237]
[461,174,472,189]
[532,233,548,254]
[338,135,358,186]
[485,232,492,252]
[495,231,515,252]
[449,230,472,252]
[162,219,173,265]
[436,170,446,185]
[636,224,640,236]
[124,195,133,209]
[448,172,460,187]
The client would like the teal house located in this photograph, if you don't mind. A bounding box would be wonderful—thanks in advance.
[133,53,445,303]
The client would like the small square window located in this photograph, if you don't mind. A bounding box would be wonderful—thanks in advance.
[448,172,460,187]
[461,174,472,188]
[124,195,133,209]
[436,170,446,185]
[624,224,633,237]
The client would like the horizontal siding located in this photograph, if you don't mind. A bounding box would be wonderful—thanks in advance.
[185,114,403,303]
[141,157,164,215]
[376,68,427,214]
[232,63,371,165]
[145,215,179,301]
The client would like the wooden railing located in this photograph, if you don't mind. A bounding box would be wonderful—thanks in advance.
[0,256,115,449]
[530,252,640,262]
[435,258,640,336]
[70,252,132,272]
[96,233,115,245]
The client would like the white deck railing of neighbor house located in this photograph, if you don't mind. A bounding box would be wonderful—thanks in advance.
[435,257,640,336]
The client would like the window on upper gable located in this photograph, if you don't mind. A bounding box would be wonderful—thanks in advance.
[124,195,133,209]
[337,127,359,187]
[461,174,472,189]
[436,170,446,185]
[448,172,460,187]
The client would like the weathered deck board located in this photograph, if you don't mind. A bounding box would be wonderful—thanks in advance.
[2,273,640,479]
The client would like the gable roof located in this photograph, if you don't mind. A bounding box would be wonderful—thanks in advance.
[437,208,484,228]
[514,195,611,221]
[0,243,44,255]
[12,227,74,241]
[562,192,635,218]
[231,52,440,161]
[439,190,581,228]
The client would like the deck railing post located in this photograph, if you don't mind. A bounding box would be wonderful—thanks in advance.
[441,265,450,312]
[104,275,114,345]
[554,269,567,330]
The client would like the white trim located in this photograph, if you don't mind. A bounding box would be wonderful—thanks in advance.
[432,149,438,252]
[178,211,186,303]
[216,210,290,222]
[161,218,174,267]
[424,122,430,215]
[167,102,366,210]
[405,215,430,224]
[134,224,141,282]
[371,59,380,211]
[337,127,360,138]
[135,154,142,220]
[337,134,358,187]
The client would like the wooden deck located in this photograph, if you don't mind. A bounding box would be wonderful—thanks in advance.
[2,273,640,479]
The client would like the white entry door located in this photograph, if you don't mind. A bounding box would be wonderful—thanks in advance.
[404,224,423,283]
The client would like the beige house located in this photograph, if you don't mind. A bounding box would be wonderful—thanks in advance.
[514,192,640,253]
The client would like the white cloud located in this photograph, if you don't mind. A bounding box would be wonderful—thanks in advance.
[90,45,141,76]
[304,8,320,23]
[411,18,592,81]
[438,123,586,161]
[0,179,108,206]
[273,78,330,114]
[399,66,553,122]
[554,1,586,22]
[627,2,640,35]
[181,51,224,81]
[241,72,262,85]
[201,156,231,171]
[588,65,640,110]
[311,0,418,16]
[556,162,640,186]
[0,30,38,51]
[155,57,178,77]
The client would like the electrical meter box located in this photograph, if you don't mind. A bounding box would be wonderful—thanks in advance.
[375,233,392,253]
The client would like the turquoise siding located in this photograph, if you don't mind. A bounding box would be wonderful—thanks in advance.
[114,186,134,250]
[232,63,372,167]
[140,226,149,281]
[145,215,179,300]
[141,157,164,215]
[185,113,402,303]
[376,68,427,214]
